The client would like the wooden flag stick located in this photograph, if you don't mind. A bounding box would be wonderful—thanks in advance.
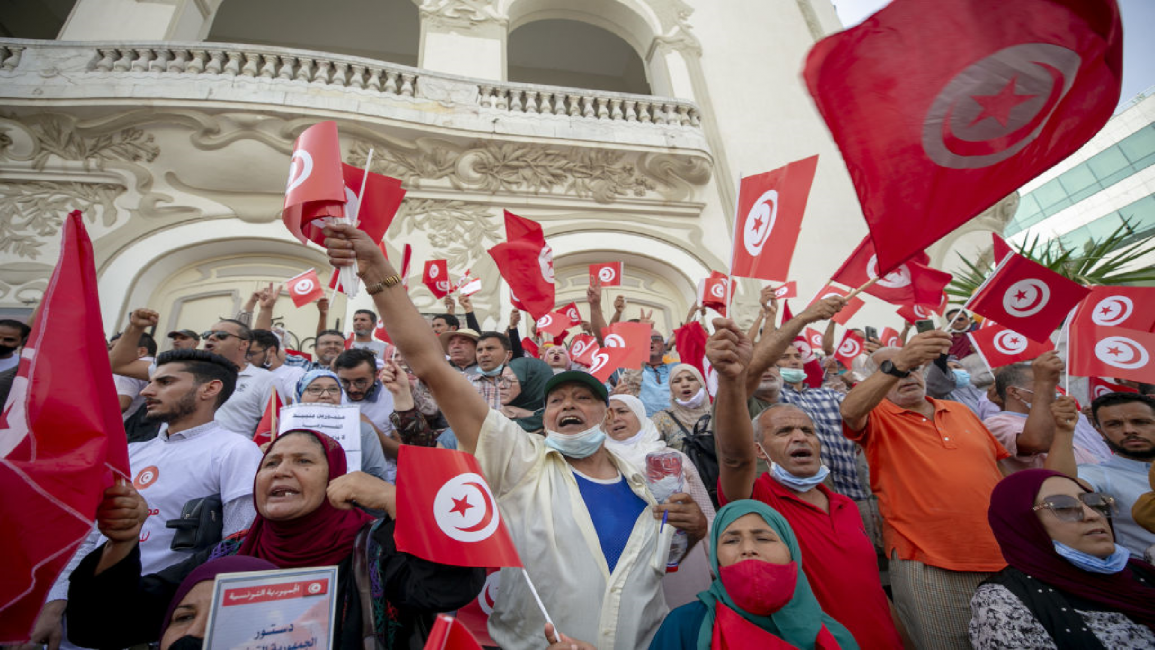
[843,276,880,302]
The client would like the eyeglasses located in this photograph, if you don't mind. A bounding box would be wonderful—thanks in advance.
[304,386,342,396]
[339,378,373,389]
[202,331,248,342]
[1032,493,1116,522]
[495,377,515,389]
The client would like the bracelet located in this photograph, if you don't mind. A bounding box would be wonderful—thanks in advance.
[364,275,401,295]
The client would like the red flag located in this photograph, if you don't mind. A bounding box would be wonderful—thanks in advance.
[1088,376,1138,400]
[830,237,952,307]
[285,269,325,307]
[1071,286,1155,333]
[969,323,1054,369]
[0,212,129,642]
[535,312,571,338]
[456,270,483,297]
[559,302,583,326]
[701,272,731,317]
[1070,325,1155,384]
[394,446,522,568]
[590,262,623,286]
[774,281,797,299]
[897,303,937,324]
[424,613,484,650]
[454,570,500,646]
[803,0,1122,273]
[966,253,1090,343]
[282,121,346,245]
[373,320,392,345]
[285,348,312,361]
[568,334,598,367]
[520,337,540,359]
[730,156,819,281]
[879,326,903,348]
[400,243,413,290]
[803,327,825,351]
[674,322,709,379]
[489,212,555,320]
[601,322,652,369]
[833,331,866,368]
[992,233,1013,265]
[344,333,354,351]
[424,260,451,299]
[339,164,405,243]
[588,346,633,382]
[253,386,283,447]
[808,285,864,326]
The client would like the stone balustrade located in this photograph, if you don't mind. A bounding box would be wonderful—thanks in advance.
[0,39,701,130]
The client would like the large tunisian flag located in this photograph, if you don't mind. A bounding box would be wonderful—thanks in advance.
[804,0,1123,272]
[488,211,555,320]
[730,155,819,282]
[0,212,130,642]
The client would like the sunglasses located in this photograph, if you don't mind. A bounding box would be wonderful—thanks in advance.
[1032,493,1116,522]
[202,330,248,342]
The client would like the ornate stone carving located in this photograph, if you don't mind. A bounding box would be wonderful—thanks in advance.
[647,0,703,56]
[397,198,501,268]
[418,0,508,28]
[0,181,123,259]
[0,114,159,172]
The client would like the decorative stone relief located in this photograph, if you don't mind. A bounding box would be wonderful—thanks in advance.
[419,0,509,29]
[0,181,123,259]
[0,114,159,173]
[647,0,703,56]
[397,198,501,269]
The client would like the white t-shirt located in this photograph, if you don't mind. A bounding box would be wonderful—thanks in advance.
[352,339,388,358]
[215,363,276,438]
[114,355,154,421]
[271,363,306,403]
[347,386,396,482]
[0,354,18,373]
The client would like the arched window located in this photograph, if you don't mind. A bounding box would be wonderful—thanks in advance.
[508,19,651,95]
[206,0,419,66]
[0,0,77,39]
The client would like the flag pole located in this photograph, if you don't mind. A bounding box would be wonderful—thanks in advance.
[725,171,743,318]
[522,567,556,630]
[335,148,376,305]
[843,276,880,302]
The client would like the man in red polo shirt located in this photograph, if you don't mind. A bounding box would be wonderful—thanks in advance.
[841,331,1009,650]
[707,319,903,650]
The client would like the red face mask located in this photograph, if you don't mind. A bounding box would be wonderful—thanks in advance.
[719,559,798,616]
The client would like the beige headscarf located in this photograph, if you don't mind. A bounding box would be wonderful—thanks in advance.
[666,363,711,428]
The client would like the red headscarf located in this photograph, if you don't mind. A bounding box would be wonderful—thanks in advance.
[988,469,1155,629]
[238,429,373,568]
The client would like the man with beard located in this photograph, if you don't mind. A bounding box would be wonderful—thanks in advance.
[35,350,261,648]
[351,308,389,358]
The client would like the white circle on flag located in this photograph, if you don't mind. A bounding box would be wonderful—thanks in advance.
[1093,385,1113,399]
[809,333,823,349]
[598,266,616,283]
[838,338,862,358]
[429,264,439,279]
[710,283,726,299]
[1003,279,1050,317]
[743,190,778,257]
[867,255,911,289]
[922,43,1081,169]
[604,334,626,348]
[570,339,593,359]
[992,330,1028,355]
[436,280,450,292]
[433,472,501,543]
[1091,296,1133,327]
[292,278,315,295]
[1095,336,1150,370]
[885,336,900,347]
[539,245,555,284]
[307,582,323,595]
[566,308,580,322]
[478,572,501,615]
[286,149,313,193]
[590,350,611,374]
[913,305,930,319]
[794,339,815,363]
[537,314,553,329]
[775,285,789,298]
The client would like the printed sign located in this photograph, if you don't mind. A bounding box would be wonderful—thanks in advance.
[205,566,339,650]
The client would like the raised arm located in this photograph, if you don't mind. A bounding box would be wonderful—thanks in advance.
[609,294,625,325]
[1044,396,1080,477]
[252,282,281,331]
[707,318,758,502]
[744,296,844,398]
[109,309,157,380]
[821,319,837,357]
[315,297,330,336]
[1018,351,1063,454]
[459,294,481,332]
[587,278,610,346]
[840,330,952,431]
[323,224,489,454]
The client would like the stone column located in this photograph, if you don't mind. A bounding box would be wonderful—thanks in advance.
[59,0,219,42]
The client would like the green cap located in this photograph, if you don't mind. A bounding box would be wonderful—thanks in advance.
[543,370,609,404]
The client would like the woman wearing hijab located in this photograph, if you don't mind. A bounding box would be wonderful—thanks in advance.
[295,368,392,483]
[67,429,483,649]
[648,499,858,649]
[970,469,1155,649]
[157,555,277,649]
[606,393,716,607]
[652,364,712,451]
[503,356,552,433]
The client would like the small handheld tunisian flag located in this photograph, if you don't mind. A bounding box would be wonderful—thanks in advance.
[992,233,1014,265]
[897,303,937,324]
[394,446,521,568]
[804,327,824,351]
[774,281,797,299]
[1072,286,1155,333]
[830,237,951,307]
[282,121,346,245]
[521,337,540,359]
[535,312,571,338]
[425,613,483,650]
[966,253,1090,343]
[569,334,599,366]
[833,331,865,368]
[1089,376,1138,399]
[590,262,623,286]
[338,164,406,243]
[252,386,283,447]
[730,155,819,281]
[879,326,902,348]
[700,272,731,317]
[803,0,1123,273]
[1070,325,1155,384]
[601,322,652,369]
[560,302,583,326]
[285,269,325,307]
[489,211,555,320]
[588,346,633,382]
[808,285,864,326]
[674,321,709,380]
[0,212,129,642]
[424,260,451,299]
[969,323,1054,369]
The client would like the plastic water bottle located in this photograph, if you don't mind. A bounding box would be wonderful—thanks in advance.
[645,451,688,571]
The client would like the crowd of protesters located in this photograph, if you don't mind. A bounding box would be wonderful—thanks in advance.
[4,222,1155,650]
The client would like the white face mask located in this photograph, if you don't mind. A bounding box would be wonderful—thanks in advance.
[675,387,707,409]
[543,424,606,458]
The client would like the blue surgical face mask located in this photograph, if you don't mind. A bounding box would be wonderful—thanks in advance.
[779,368,807,384]
[544,424,606,459]
[952,368,971,388]
[1052,540,1130,574]
[479,363,505,377]
[764,447,829,492]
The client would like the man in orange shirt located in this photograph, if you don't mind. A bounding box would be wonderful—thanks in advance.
[841,331,1009,650]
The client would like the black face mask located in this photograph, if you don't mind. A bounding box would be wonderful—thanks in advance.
[165,635,203,650]
[0,344,16,357]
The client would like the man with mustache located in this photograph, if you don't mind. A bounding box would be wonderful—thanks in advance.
[840,331,1011,650]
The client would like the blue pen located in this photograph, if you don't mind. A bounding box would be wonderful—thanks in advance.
[660,509,668,533]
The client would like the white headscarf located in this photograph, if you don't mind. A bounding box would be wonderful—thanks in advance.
[605,394,668,471]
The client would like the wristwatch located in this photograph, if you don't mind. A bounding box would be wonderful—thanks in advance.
[363,274,402,295]
[880,360,911,379]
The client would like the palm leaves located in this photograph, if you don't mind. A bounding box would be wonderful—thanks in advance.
[947,219,1155,300]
